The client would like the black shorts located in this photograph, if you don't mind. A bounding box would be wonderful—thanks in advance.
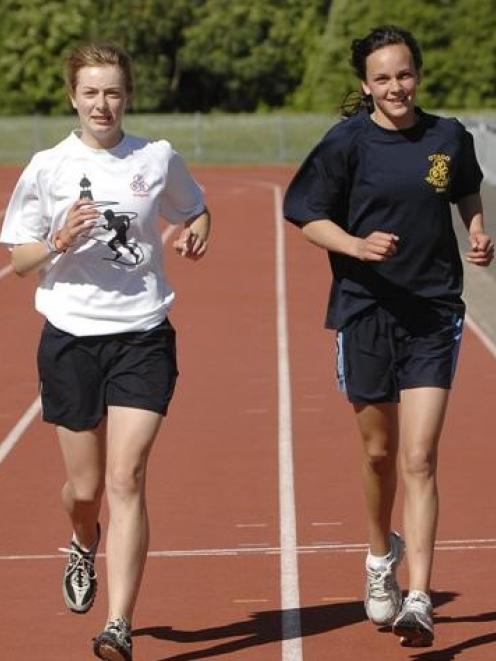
[37,318,178,431]
[335,306,464,404]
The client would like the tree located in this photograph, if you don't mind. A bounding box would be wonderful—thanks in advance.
[292,0,475,112]
[0,0,202,114]
[1,0,495,114]
[446,0,496,108]
[94,0,203,112]
[178,0,331,111]
[0,0,94,114]
[291,0,370,113]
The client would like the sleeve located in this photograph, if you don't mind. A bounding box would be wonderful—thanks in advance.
[160,150,206,224]
[0,157,50,247]
[449,123,483,203]
[283,135,349,227]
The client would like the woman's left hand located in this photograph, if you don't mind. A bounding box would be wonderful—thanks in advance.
[173,226,208,260]
[465,231,494,266]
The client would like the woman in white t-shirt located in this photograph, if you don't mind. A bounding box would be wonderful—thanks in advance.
[1,43,210,661]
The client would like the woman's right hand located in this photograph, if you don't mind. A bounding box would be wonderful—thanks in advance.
[354,231,399,262]
[52,199,100,252]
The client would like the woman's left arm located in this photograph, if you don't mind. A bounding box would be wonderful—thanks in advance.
[457,193,494,266]
[173,207,211,260]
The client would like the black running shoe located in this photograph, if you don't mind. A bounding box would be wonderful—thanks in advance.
[59,522,101,613]
[93,618,133,661]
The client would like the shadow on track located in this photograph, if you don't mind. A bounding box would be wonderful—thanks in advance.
[409,609,496,661]
[133,591,466,660]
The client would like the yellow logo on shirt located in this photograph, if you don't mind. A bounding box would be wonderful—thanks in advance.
[425,154,451,192]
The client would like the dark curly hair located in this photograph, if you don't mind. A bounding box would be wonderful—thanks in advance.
[341,25,422,117]
[351,24,422,81]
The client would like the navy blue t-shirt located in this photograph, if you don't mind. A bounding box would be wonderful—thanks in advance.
[283,109,482,329]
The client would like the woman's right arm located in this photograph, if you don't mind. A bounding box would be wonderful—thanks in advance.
[10,199,99,277]
[11,242,56,277]
[302,219,399,262]
[284,137,398,262]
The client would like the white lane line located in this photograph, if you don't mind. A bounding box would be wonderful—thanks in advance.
[161,224,180,245]
[0,264,13,279]
[2,538,495,561]
[274,183,303,660]
[1,204,13,279]
[0,396,41,465]
[465,313,496,359]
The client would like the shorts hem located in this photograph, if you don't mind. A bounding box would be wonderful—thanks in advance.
[108,399,173,416]
[42,414,103,432]
[400,382,452,391]
[346,394,400,405]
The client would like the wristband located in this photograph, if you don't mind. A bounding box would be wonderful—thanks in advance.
[45,232,66,254]
[53,231,68,253]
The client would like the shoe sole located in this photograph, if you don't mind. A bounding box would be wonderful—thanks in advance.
[393,622,434,647]
[93,641,130,661]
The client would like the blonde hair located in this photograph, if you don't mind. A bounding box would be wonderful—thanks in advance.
[65,43,134,96]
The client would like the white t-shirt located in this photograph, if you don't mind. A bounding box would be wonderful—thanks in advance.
[0,132,205,335]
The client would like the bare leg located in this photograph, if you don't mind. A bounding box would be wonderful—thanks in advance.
[399,387,450,593]
[105,406,163,624]
[354,403,399,555]
[57,421,106,547]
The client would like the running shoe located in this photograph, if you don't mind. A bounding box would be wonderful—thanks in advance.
[364,530,405,625]
[393,590,434,647]
[93,618,133,661]
[59,522,101,613]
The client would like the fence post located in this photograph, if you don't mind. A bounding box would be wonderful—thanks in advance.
[277,115,286,162]
[194,112,203,161]
[31,114,43,157]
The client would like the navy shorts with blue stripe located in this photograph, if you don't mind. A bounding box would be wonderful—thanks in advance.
[335,305,464,404]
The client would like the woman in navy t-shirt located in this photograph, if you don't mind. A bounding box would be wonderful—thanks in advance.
[284,25,493,647]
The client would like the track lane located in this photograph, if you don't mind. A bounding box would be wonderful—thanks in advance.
[284,194,496,660]
[1,165,495,660]
[0,167,286,660]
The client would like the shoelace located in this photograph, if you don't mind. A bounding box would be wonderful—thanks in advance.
[367,565,395,598]
[58,544,96,587]
[106,618,132,646]
[403,592,432,614]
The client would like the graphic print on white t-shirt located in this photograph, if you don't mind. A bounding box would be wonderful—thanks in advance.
[77,174,144,267]
[1,132,206,335]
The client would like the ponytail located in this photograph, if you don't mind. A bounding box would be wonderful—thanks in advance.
[339,90,373,118]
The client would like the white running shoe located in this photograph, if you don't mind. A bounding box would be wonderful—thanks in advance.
[364,531,405,626]
[393,590,434,647]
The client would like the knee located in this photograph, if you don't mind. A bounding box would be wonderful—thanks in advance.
[365,451,395,476]
[66,480,104,505]
[363,439,396,476]
[401,449,437,479]
[106,465,145,500]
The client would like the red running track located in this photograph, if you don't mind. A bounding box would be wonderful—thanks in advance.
[0,165,495,660]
